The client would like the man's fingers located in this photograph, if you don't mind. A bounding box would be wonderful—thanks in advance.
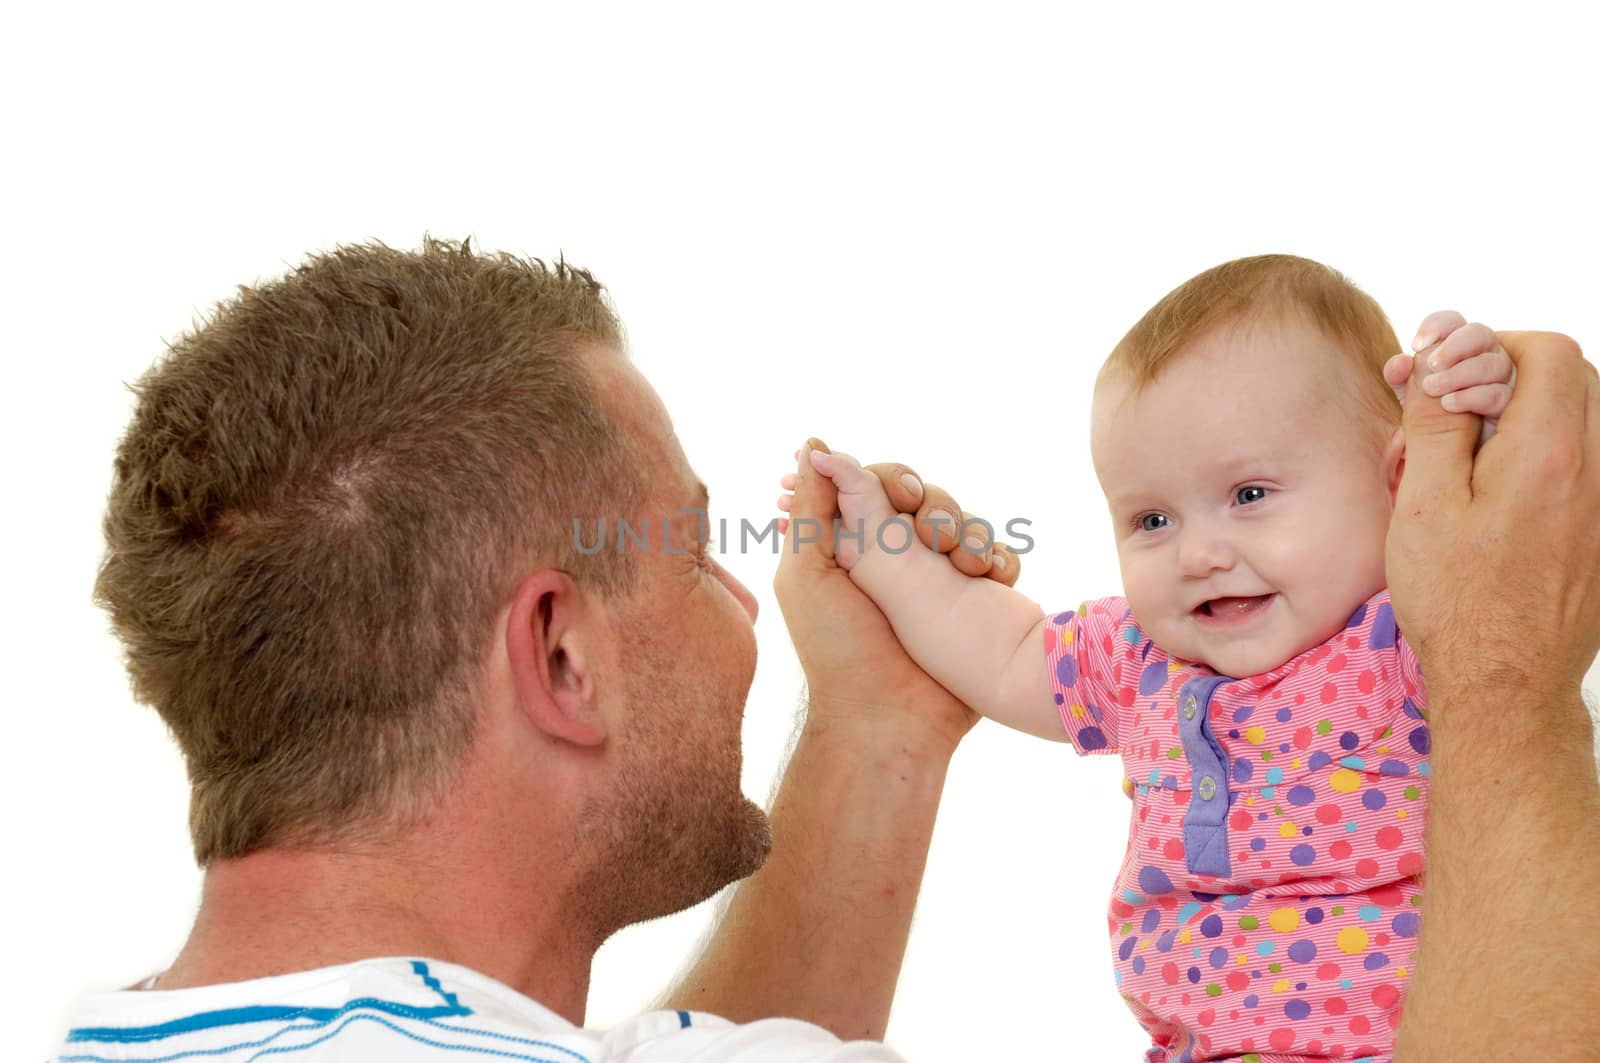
[778,437,839,572]
[912,483,964,553]
[864,462,926,515]
[867,461,1018,583]
[1495,332,1589,446]
[987,542,1022,587]
[961,513,1023,585]
[932,509,984,577]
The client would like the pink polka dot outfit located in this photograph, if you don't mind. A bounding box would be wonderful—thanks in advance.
[1045,590,1429,1063]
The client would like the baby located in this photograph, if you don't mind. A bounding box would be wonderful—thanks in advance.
[783,256,1514,1063]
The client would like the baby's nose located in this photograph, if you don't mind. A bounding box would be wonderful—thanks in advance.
[1178,531,1236,576]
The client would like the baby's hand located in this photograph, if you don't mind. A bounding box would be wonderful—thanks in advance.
[777,448,905,571]
[1383,310,1514,440]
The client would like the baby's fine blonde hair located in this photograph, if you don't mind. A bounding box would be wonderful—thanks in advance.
[1103,254,1403,428]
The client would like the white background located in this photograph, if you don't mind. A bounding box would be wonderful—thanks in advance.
[6,3,1598,1059]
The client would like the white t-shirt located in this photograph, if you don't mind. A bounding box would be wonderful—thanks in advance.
[50,956,905,1062]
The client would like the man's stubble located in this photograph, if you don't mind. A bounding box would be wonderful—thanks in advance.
[569,628,771,942]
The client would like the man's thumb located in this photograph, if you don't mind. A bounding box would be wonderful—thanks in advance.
[1395,353,1477,509]
[780,438,838,567]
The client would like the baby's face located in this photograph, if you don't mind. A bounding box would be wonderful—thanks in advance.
[1090,316,1397,678]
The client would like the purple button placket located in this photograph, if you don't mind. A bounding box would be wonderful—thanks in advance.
[1179,674,1234,878]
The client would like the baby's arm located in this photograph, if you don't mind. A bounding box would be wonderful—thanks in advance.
[802,449,1062,741]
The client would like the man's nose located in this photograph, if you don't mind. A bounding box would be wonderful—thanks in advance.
[1178,525,1236,578]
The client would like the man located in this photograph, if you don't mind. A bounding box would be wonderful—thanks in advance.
[52,239,1600,1059]
[60,239,988,1061]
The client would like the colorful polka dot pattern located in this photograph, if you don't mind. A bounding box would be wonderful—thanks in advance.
[1044,591,1428,1062]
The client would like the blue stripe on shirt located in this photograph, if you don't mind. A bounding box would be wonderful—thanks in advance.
[66,998,469,1044]
[68,960,473,1044]
[61,1010,586,1063]
[61,961,592,1063]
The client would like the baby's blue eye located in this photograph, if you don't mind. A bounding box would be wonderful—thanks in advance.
[1236,486,1269,505]
[1138,513,1170,532]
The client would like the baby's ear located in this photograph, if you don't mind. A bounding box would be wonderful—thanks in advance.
[1383,426,1406,509]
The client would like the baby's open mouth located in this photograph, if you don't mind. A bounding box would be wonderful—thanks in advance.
[1196,594,1275,621]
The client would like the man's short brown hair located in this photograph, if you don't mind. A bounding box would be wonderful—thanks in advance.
[1104,254,1403,427]
[95,237,643,864]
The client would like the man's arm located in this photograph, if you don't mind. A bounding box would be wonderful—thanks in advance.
[665,698,957,1041]
[665,441,1002,1040]
[1386,331,1600,1059]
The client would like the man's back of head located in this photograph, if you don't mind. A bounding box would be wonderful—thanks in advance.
[95,237,644,867]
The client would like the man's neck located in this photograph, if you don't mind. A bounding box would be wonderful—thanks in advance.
[157,808,598,1023]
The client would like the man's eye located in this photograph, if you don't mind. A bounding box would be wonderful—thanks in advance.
[1137,513,1170,532]
[1236,486,1269,505]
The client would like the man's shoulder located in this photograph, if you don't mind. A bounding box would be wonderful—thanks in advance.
[50,956,904,1062]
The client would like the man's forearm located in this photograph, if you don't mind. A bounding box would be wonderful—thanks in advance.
[1396,681,1600,1059]
[666,704,954,1040]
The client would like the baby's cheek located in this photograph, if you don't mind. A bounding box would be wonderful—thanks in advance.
[1116,557,1151,614]
[1120,563,1177,642]
[1287,509,1388,630]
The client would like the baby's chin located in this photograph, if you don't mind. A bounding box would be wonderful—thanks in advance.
[1197,644,1302,680]
[1183,623,1349,680]
[1144,632,1271,679]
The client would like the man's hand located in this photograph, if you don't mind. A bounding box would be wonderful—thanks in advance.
[671,438,1023,1040]
[1386,330,1600,698]
[778,444,1023,581]
[774,437,1020,751]
[1387,329,1600,1060]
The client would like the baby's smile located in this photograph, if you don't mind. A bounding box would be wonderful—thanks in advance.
[1192,593,1277,626]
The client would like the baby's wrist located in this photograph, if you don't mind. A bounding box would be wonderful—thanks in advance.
[848,516,927,579]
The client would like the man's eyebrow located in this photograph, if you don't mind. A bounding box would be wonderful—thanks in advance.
[693,480,709,512]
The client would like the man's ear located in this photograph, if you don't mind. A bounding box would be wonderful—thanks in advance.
[504,570,607,747]
[1383,426,1406,510]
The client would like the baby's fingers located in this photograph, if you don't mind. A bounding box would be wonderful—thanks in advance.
[1441,382,1513,419]
[1420,345,1514,397]
[1384,353,1414,406]
[1426,322,1498,372]
[808,447,872,492]
[1411,310,1468,352]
